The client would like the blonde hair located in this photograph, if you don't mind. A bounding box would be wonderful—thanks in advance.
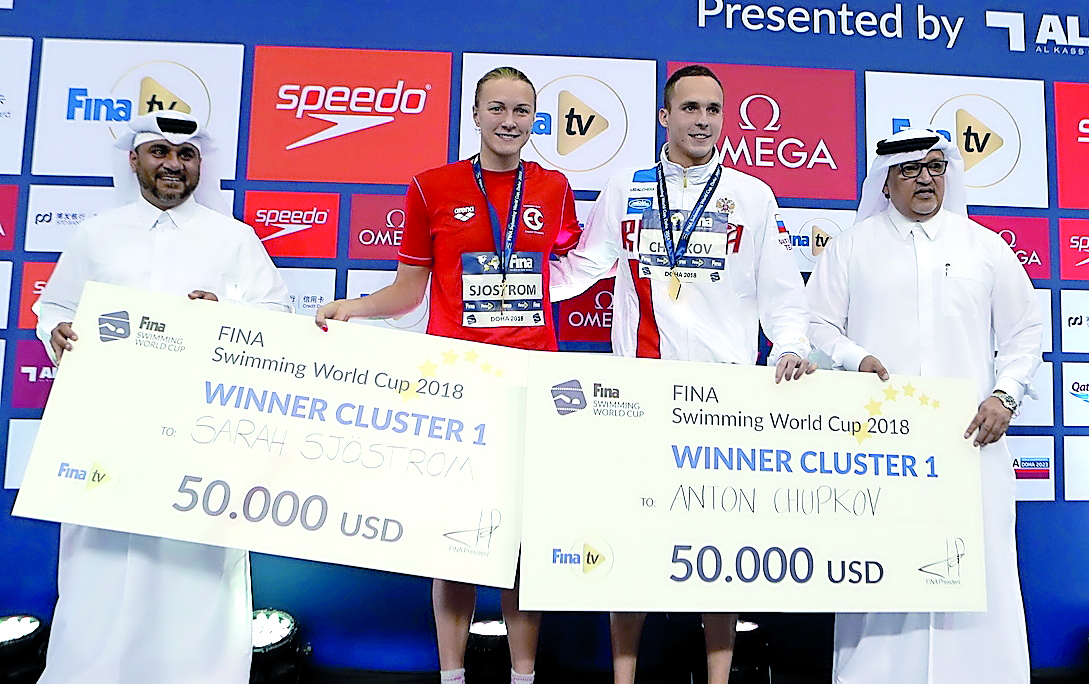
[473,66,536,109]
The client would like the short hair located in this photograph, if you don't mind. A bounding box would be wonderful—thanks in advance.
[663,65,723,110]
[474,66,536,109]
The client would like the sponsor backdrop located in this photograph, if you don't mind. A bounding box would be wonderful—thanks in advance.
[0,0,1087,674]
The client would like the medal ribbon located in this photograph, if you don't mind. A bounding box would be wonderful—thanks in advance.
[472,155,525,280]
[655,162,722,269]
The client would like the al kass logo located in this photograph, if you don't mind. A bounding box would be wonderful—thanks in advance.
[1059,219,1089,280]
[350,194,407,261]
[558,278,614,343]
[686,63,856,201]
[243,191,338,258]
[248,46,451,184]
[1055,82,1089,209]
[529,75,626,172]
[12,339,55,410]
[986,10,1089,55]
[970,215,1049,279]
[0,184,16,251]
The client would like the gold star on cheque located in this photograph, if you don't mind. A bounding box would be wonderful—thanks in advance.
[855,426,873,445]
[418,360,438,377]
[883,386,899,401]
[865,399,883,417]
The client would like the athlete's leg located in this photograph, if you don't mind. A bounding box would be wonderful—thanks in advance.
[500,572,541,676]
[433,579,476,671]
[610,612,647,684]
[703,612,737,684]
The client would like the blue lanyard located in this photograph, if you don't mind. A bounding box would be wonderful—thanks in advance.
[471,156,525,280]
[655,162,722,268]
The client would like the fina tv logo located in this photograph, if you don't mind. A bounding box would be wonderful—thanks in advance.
[530,75,626,172]
[56,461,112,489]
[551,379,586,415]
[67,73,192,124]
[552,537,614,578]
[892,98,1017,188]
[98,310,130,342]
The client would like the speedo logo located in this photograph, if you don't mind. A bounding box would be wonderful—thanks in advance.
[254,207,331,241]
[276,81,430,150]
[66,77,190,122]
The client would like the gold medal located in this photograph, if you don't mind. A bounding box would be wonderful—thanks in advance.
[668,272,682,300]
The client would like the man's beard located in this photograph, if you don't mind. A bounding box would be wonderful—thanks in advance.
[139,170,199,205]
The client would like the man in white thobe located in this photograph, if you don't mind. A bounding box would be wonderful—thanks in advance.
[34,110,291,683]
[806,128,1041,684]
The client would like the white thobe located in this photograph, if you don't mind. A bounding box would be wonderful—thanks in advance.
[806,207,1042,684]
[34,196,291,684]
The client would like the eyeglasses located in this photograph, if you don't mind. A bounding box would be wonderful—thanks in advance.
[896,160,948,179]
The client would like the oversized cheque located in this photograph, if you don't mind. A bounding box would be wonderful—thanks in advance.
[14,282,528,588]
[520,352,987,612]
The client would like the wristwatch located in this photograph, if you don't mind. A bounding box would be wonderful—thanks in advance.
[991,389,1019,415]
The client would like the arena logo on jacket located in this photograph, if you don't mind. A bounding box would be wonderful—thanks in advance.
[12,339,55,410]
[865,71,1048,208]
[459,53,656,193]
[248,47,451,184]
[681,62,856,202]
[32,39,244,178]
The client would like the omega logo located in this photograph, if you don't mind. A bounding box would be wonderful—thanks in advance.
[737,94,781,132]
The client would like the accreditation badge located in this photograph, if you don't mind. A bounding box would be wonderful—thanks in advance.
[461,251,545,328]
[636,209,737,284]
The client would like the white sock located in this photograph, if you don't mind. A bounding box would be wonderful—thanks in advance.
[440,668,466,684]
[511,669,535,684]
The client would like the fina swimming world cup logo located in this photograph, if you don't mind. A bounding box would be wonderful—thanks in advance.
[97,310,130,342]
[551,379,586,415]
